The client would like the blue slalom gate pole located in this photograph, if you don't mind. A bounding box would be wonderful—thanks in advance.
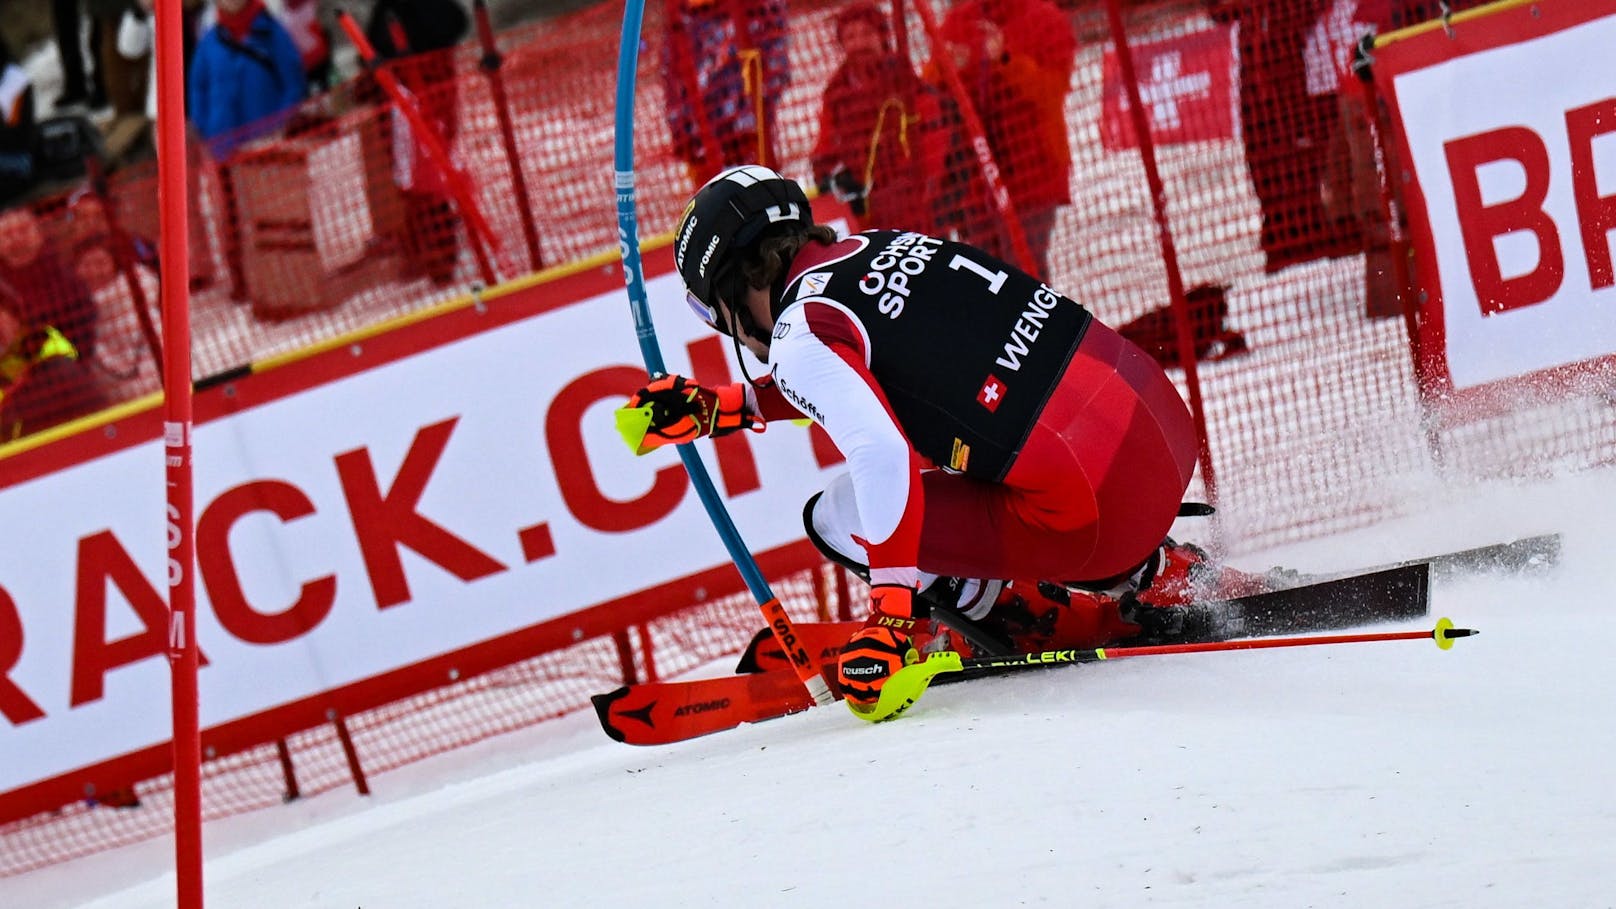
[612,0,833,704]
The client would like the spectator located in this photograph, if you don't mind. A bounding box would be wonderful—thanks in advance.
[189,0,307,301]
[1,37,39,206]
[116,0,218,291]
[661,0,789,185]
[116,0,206,107]
[931,0,1076,278]
[0,279,106,441]
[87,0,148,118]
[1206,0,1479,276]
[115,0,156,124]
[363,0,471,286]
[0,207,105,439]
[280,0,333,92]
[188,0,306,158]
[51,0,107,111]
[1207,0,1360,273]
[811,1,946,234]
[116,0,209,154]
[64,188,158,294]
[0,207,98,358]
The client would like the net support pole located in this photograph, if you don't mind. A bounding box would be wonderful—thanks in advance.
[337,12,502,286]
[155,0,201,905]
[1105,0,1220,507]
[472,0,543,272]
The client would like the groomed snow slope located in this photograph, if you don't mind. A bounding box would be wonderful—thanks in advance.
[11,467,1616,909]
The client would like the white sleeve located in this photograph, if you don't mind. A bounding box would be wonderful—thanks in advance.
[769,302,922,587]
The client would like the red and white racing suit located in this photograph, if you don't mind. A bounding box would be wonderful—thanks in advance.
[748,230,1198,591]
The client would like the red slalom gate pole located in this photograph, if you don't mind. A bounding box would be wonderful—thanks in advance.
[154,0,200,904]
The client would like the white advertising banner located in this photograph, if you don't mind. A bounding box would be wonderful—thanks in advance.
[0,268,843,796]
[1376,2,1616,394]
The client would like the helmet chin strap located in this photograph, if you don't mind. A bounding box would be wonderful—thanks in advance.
[726,302,768,389]
[729,330,762,387]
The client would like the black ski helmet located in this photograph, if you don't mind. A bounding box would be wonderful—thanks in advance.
[673,165,813,334]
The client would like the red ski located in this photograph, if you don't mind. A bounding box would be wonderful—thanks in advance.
[593,564,1429,744]
[592,621,855,745]
[592,663,833,745]
[591,534,1557,745]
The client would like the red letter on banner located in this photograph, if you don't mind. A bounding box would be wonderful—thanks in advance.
[688,334,762,497]
[1565,99,1616,290]
[335,418,506,610]
[71,530,182,706]
[549,366,687,532]
[0,585,45,725]
[198,481,338,645]
[1444,126,1564,314]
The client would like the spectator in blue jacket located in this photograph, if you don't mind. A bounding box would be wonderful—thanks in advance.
[188,0,305,158]
[188,0,306,304]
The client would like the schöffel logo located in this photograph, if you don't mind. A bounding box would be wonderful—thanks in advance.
[774,374,825,424]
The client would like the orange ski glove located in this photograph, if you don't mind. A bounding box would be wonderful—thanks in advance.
[615,374,762,455]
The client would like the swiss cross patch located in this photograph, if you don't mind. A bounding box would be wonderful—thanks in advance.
[977,375,1006,412]
[1100,24,1236,150]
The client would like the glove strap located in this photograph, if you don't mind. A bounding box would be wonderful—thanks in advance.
[709,382,761,437]
[864,584,922,636]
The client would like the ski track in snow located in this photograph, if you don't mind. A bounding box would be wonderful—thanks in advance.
[8,467,1615,908]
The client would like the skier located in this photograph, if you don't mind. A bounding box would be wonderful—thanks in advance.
[621,165,1225,716]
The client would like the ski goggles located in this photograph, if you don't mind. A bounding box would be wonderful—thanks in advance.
[686,264,747,336]
[684,290,720,331]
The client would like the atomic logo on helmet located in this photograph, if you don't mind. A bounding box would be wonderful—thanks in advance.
[672,165,814,337]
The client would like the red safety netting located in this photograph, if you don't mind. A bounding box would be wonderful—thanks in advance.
[0,561,842,877]
[4,0,1615,876]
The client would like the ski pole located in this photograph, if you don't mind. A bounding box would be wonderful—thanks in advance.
[975,617,1475,668]
[611,0,832,707]
[855,619,1477,723]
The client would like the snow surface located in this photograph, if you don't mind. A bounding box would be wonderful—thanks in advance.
[9,467,1616,908]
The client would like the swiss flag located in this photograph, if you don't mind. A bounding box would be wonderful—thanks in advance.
[1101,24,1237,150]
[977,375,1006,412]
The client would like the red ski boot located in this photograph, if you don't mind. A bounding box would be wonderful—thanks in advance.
[1112,537,1269,642]
[1025,537,1268,644]
[974,581,1140,654]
